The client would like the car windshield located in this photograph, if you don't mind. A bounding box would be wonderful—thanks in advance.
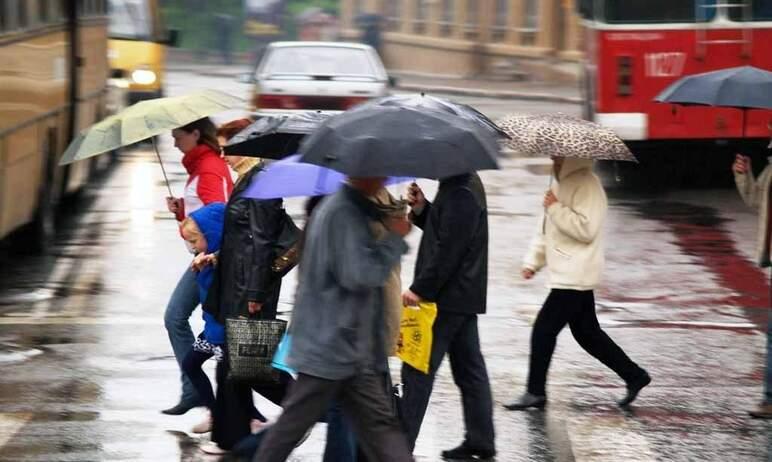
[108,0,152,40]
[261,46,378,78]
[604,0,717,23]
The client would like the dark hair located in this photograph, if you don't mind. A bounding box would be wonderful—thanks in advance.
[177,117,219,152]
[217,118,252,141]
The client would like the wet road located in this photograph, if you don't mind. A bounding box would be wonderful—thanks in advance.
[0,71,770,461]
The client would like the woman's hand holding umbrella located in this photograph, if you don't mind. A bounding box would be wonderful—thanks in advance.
[543,190,558,209]
[733,154,751,175]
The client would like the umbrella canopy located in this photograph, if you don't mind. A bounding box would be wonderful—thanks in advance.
[358,94,511,140]
[299,105,501,178]
[242,155,411,200]
[223,111,332,159]
[59,89,243,165]
[499,113,637,162]
[654,65,772,110]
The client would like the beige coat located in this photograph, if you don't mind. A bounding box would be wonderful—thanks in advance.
[735,163,772,267]
[523,158,607,290]
[369,189,404,356]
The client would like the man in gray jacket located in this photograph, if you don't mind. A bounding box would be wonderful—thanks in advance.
[254,177,414,462]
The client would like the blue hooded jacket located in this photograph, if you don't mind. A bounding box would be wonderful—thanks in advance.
[189,203,226,345]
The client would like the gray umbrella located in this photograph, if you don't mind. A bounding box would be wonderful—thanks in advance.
[499,113,637,162]
[655,65,772,110]
[299,105,500,178]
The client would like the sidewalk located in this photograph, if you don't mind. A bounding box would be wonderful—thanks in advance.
[165,62,583,105]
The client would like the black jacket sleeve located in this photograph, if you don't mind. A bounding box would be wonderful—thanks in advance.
[410,189,480,301]
[246,199,283,303]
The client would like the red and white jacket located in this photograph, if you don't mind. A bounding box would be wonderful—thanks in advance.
[176,144,233,221]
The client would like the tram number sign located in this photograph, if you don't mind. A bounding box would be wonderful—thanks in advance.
[644,52,687,78]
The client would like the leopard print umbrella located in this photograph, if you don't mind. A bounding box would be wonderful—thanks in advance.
[498,113,637,162]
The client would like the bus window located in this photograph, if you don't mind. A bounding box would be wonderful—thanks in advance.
[18,0,27,29]
[108,0,152,40]
[729,0,772,21]
[604,0,717,23]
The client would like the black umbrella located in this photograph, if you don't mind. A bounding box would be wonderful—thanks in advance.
[299,105,500,178]
[359,93,511,140]
[223,111,333,159]
[654,65,772,136]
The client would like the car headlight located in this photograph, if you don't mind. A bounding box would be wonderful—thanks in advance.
[131,68,157,85]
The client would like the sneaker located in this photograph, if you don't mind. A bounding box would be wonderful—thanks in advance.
[502,392,547,411]
[191,411,212,434]
[749,403,772,419]
[199,441,229,455]
[441,443,495,461]
[618,371,652,407]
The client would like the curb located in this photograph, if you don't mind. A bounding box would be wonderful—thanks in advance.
[396,83,582,105]
[166,66,583,105]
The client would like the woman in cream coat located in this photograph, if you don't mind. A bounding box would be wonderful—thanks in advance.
[505,157,651,410]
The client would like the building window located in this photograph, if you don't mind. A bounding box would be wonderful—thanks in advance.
[383,0,401,31]
[464,0,478,39]
[354,0,364,16]
[519,0,539,45]
[17,0,27,28]
[413,0,427,34]
[492,0,508,42]
[440,0,453,36]
[0,0,7,32]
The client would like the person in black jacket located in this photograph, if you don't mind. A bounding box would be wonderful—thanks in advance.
[400,174,496,461]
[193,120,293,454]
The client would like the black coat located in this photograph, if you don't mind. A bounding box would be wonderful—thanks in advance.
[204,166,284,322]
[410,173,488,314]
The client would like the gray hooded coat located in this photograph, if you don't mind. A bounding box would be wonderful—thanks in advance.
[287,185,408,380]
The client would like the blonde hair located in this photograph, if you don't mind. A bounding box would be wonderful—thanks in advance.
[180,217,202,241]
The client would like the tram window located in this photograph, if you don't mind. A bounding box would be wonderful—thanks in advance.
[729,0,772,21]
[604,0,717,23]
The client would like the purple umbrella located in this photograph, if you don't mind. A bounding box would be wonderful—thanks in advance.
[243,155,411,200]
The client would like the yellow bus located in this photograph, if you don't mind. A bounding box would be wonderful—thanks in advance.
[0,0,110,251]
[107,0,176,103]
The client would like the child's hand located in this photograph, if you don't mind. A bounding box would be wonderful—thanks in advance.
[191,253,215,272]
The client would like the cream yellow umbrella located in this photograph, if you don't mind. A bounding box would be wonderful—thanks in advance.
[60,89,243,195]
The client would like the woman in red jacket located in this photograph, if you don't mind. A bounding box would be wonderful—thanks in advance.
[162,117,234,416]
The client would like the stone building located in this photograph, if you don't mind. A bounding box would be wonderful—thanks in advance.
[338,0,584,80]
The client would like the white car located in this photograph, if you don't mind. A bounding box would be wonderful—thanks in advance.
[250,41,392,113]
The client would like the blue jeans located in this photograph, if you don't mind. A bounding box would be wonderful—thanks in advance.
[323,404,357,462]
[164,267,200,404]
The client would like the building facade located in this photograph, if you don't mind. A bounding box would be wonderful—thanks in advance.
[339,0,584,79]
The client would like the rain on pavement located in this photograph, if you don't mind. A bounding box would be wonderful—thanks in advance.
[0,70,770,461]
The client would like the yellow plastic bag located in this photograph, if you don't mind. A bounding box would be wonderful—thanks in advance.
[396,302,438,374]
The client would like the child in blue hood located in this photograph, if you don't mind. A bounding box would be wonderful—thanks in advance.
[179,203,226,429]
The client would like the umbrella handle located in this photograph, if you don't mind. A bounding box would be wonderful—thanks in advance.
[152,136,174,197]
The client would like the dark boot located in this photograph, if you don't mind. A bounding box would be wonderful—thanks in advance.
[502,392,547,411]
[618,371,651,407]
[441,443,495,461]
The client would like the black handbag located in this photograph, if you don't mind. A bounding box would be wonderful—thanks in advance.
[226,314,288,383]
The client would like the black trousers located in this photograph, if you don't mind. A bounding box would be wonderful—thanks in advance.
[254,372,413,462]
[211,353,289,450]
[400,312,495,453]
[526,289,645,397]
